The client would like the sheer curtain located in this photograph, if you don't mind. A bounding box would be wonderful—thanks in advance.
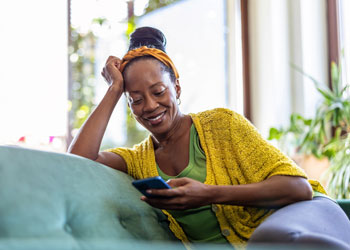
[137,0,243,115]
[339,0,350,89]
[248,0,329,137]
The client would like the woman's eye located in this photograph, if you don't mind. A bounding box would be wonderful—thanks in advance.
[154,90,165,96]
[129,97,142,105]
[132,99,142,105]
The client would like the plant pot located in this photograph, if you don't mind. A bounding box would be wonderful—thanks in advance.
[293,154,330,188]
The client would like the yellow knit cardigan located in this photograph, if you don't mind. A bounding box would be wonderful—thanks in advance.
[107,108,326,247]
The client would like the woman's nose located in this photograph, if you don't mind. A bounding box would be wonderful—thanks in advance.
[143,96,159,112]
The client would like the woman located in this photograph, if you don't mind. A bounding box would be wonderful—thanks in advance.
[68,27,350,248]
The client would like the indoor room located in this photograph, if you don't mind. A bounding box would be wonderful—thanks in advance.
[0,0,349,249]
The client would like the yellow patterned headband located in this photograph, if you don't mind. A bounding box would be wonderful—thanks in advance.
[120,46,179,79]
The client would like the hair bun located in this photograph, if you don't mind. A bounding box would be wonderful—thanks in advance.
[128,26,167,52]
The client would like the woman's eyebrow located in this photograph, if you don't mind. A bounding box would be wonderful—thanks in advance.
[129,82,164,94]
[149,82,164,88]
[129,90,141,94]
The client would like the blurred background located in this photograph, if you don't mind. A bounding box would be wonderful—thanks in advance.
[0,0,349,197]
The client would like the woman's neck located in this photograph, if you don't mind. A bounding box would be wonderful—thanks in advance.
[151,113,191,149]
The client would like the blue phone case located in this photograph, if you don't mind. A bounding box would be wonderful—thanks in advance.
[132,176,171,198]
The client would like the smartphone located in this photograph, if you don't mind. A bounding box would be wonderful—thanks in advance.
[132,176,171,198]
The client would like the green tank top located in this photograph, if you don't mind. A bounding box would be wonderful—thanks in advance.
[156,124,229,244]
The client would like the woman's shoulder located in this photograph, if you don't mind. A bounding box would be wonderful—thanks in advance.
[105,135,154,179]
[190,107,245,124]
[105,135,153,156]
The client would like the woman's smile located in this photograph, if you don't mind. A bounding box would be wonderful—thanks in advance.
[144,110,166,126]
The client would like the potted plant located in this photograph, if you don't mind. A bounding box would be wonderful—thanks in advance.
[268,62,350,198]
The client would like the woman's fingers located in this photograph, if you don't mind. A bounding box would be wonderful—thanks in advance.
[141,196,189,210]
[140,177,212,210]
[102,55,124,86]
[146,177,194,197]
[167,177,191,188]
[106,56,122,70]
[146,187,181,198]
[106,55,119,64]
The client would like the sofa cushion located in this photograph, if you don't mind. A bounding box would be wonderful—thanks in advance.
[0,146,177,244]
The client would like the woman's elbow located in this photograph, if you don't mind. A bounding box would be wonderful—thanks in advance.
[293,178,313,202]
[67,147,98,161]
[278,177,313,207]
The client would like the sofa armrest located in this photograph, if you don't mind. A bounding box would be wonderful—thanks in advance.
[337,199,350,220]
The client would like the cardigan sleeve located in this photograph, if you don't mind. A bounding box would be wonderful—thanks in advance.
[228,110,308,183]
[104,135,158,180]
[229,110,328,195]
[105,147,138,178]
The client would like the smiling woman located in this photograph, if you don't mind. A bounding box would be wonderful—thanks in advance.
[68,27,350,248]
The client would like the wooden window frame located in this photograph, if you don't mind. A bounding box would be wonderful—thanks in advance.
[240,0,251,120]
[327,0,340,88]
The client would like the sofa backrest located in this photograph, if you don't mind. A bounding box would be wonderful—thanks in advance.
[0,146,177,244]
[337,200,350,220]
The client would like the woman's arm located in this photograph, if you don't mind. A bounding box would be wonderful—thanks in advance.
[68,56,127,172]
[141,175,313,210]
[209,175,313,207]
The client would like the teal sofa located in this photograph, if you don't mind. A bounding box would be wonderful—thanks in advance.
[0,145,349,250]
[0,145,185,250]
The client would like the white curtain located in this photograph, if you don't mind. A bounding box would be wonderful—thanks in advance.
[248,0,329,137]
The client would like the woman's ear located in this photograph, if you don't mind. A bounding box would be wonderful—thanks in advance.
[175,79,181,99]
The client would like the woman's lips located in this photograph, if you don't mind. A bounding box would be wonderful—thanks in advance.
[145,111,166,125]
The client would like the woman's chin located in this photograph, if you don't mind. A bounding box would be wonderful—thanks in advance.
[146,123,167,135]
[144,120,171,136]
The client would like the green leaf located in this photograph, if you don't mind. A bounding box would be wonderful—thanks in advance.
[92,17,107,26]
[304,119,312,126]
[329,173,338,196]
[323,148,336,159]
[335,127,342,138]
[331,61,340,95]
[290,63,323,89]
[343,164,350,196]
[340,85,350,96]
[316,87,335,102]
[337,164,346,189]
[268,127,283,140]
[329,102,343,110]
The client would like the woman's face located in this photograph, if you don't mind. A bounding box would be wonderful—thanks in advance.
[124,59,181,136]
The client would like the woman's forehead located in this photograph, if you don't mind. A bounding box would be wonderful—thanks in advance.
[124,59,171,91]
[125,58,162,74]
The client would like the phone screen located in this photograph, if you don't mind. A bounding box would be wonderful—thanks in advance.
[132,176,171,198]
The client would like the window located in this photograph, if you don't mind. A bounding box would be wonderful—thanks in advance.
[0,0,68,151]
[339,0,350,88]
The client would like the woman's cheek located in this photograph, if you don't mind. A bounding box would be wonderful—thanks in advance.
[130,107,142,120]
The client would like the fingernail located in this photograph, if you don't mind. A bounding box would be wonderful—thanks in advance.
[146,190,152,194]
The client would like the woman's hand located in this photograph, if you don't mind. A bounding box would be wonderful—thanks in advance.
[101,56,124,89]
[141,177,212,210]
[141,176,312,210]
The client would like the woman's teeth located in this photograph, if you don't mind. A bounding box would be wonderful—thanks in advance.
[148,113,163,121]
[148,113,164,121]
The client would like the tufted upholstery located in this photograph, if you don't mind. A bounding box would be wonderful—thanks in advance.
[1,145,349,250]
[0,145,184,250]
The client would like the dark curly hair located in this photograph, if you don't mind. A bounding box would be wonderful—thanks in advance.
[123,27,177,83]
